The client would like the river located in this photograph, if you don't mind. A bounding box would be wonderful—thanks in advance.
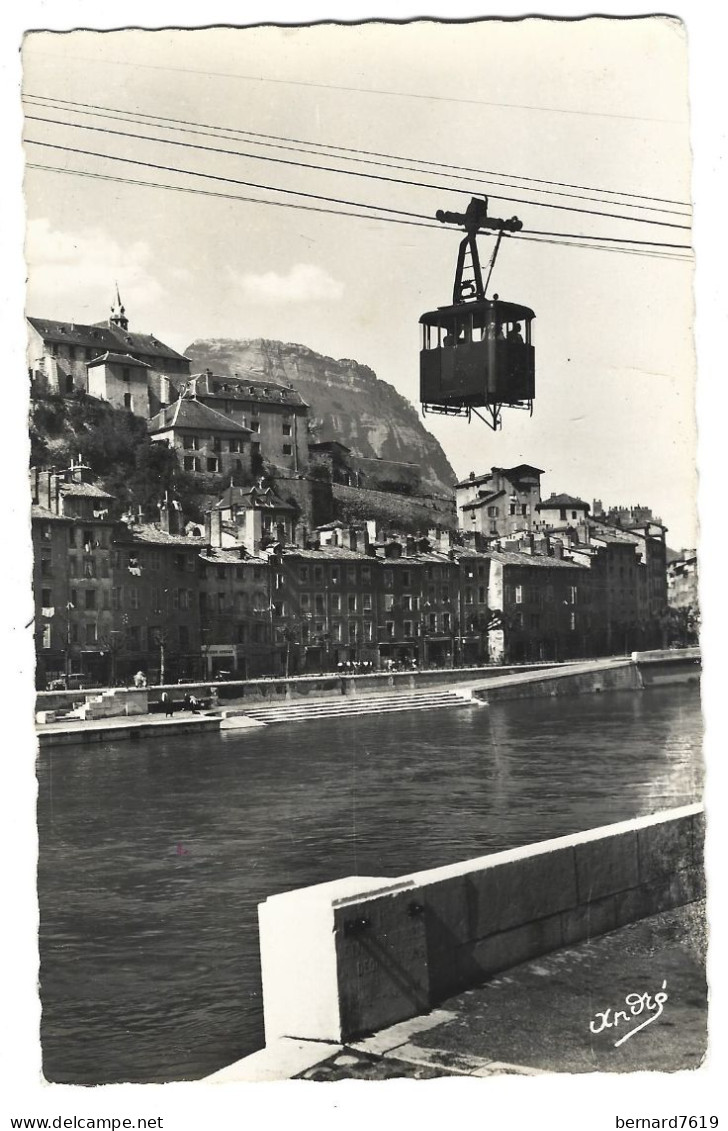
[37,684,703,1084]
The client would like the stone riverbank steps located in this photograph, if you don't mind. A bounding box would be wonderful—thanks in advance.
[230,687,476,725]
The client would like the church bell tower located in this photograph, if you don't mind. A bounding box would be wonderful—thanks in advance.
[109,284,129,331]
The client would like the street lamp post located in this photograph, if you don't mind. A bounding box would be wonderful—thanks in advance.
[65,603,72,682]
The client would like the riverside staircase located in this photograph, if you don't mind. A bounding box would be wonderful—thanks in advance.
[61,687,148,722]
[228,686,478,726]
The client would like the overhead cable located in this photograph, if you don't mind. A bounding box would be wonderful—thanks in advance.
[25,161,694,261]
[24,115,692,231]
[23,93,692,213]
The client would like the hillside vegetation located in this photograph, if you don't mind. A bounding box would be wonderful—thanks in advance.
[30,392,207,519]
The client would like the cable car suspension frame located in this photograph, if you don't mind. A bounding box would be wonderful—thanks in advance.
[420,195,535,431]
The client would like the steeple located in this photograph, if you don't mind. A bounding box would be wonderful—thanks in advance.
[109,283,129,331]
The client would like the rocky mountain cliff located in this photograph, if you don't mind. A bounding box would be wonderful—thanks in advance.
[184,338,456,497]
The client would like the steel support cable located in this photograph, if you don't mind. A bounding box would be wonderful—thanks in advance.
[24,116,693,232]
[26,160,694,261]
[23,94,692,216]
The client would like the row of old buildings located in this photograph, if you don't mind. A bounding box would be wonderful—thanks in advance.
[31,451,674,688]
[27,294,423,496]
[28,292,689,687]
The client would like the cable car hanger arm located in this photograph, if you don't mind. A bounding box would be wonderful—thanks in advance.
[436,196,522,303]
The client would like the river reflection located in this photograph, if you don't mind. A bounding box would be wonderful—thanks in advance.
[37,684,703,1084]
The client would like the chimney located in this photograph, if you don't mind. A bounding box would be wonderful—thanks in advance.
[242,507,263,555]
[65,454,93,485]
[356,522,370,553]
[33,467,59,512]
[405,535,416,556]
[205,508,223,549]
[158,493,180,534]
[469,471,475,481]
[440,528,451,552]
[340,526,354,551]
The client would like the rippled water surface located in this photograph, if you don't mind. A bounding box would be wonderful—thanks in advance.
[37,684,703,1084]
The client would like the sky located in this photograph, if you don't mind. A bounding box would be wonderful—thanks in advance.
[20,19,698,546]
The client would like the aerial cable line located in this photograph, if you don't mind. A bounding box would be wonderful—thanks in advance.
[23,93,692,214]
[25,137,436,223]
[24,115,692,232]
[22,53,687,125]
[24,140,693,250]
[25,159,693,260]
[26,162,690,263]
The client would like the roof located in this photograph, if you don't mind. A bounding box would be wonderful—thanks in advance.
[189,371,307,408]
[451,549,492,561]
[487,550,588,570]
[536,494,590,511]
[589,527,640,546]
[460,490,506,511]
[420,298,535,325]
[59,481,116,500]
[86,351,152,369]
[309,440,352,454]
[27,317,189,362]
[31,504,71,523]
[148,397,253,435]
[493,463,544,478]
[115,524,206,547]
[283,547,374,561]
[199,548,267,564]
[213,484,295,511]
[455,464,544,489]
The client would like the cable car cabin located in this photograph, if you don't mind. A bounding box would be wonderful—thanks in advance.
[420,299,535,428]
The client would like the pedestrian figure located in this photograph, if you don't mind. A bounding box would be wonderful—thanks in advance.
[162,691,174,717]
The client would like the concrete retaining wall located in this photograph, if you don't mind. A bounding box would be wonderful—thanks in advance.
[481,661,640,702]
[258,805,704,1045]
[35,650,700,715]
[35,662,560,715]
[36,716,220,748]
[632,647,701,688]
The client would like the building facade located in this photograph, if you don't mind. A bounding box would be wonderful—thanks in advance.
[534,493,591,530]
[484,550,590,663]
[159,370,309,475]
[30,455,673,686]
[149,395,253,481]
[86,351,152,417]
[27,293,190,403]
[457,464,544,539]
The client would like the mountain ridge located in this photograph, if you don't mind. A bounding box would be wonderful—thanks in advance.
[184,337,457,498]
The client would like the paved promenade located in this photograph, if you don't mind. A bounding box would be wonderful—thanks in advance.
[209,901,707,1082]
[35,656,630,745]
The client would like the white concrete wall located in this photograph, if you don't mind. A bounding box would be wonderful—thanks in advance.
[257,805,704,1044]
